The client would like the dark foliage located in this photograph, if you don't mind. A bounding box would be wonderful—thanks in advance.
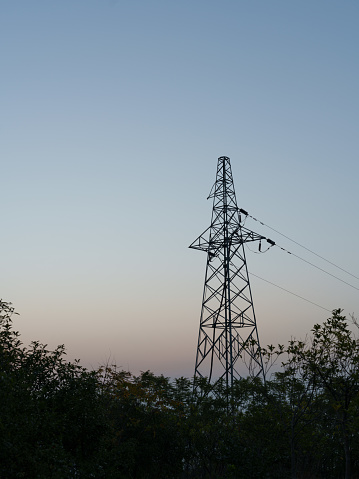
[1,301,359,478]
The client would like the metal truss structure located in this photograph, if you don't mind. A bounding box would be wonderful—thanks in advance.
[190,156,264,392]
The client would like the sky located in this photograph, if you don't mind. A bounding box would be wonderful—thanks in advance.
[1,1,359,378]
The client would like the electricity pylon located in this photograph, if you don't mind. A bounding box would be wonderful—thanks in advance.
[190,156,264,392]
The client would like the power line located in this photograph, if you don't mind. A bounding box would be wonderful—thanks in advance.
[244,228,359,292]
[241,209,359,282]
[249,272,331,313]
[274,244,359,292]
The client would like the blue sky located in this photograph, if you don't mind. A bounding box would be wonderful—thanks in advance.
[1,1,359,377]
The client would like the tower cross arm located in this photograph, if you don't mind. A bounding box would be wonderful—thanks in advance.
[239,226,266,244]
[189,224,266,253]
[188,226,213,253]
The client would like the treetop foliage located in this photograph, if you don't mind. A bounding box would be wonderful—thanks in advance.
[1,300,359,479]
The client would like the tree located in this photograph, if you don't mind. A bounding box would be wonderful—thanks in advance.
[285,309,359,479]
[100,367,187,478]
[0,300,109,478]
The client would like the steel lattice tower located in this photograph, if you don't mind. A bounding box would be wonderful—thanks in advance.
[190,156,264,391]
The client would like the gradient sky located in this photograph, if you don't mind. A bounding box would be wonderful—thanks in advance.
[1,1,359,377]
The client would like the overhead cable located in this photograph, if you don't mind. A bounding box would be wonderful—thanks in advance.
[242,227,359,292]
[249,272,331,313]
[273,245,359,292]
[240,209,359,282]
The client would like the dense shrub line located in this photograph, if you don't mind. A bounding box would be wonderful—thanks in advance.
[1,301,359,478]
